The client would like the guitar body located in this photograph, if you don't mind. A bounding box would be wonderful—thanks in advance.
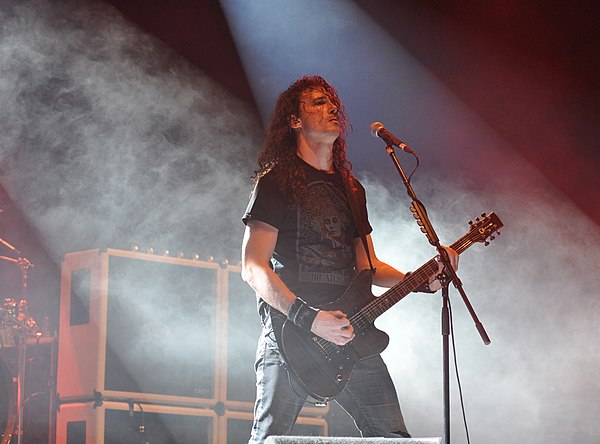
[277,270,390,401]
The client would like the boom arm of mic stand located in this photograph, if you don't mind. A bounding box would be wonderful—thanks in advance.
[385,144,491,345]
[438,247,491,345]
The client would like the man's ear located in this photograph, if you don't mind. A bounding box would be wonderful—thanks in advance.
[289,114,302,129]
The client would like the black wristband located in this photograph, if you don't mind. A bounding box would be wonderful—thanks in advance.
[287,298,319,331]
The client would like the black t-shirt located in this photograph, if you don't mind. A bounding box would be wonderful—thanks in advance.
[243,157,372,309]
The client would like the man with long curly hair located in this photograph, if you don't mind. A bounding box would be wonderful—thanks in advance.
[241,75,457,443]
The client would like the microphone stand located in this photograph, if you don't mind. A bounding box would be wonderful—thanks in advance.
[383,145,490,444]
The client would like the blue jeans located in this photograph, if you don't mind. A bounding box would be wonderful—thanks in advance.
[247,326,411,444]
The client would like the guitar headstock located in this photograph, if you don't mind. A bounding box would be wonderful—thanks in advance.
[468,211,503,246]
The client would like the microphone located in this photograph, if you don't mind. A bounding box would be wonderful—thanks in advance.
[370,122,414,154]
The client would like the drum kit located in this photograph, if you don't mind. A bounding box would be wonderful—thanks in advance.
[1,217,41,444]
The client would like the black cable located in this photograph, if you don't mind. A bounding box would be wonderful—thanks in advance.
[136,402,146,440]
[126,400,147,443]
[406,152,420,184]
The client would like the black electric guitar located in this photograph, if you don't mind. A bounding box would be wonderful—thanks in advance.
[275,212,503,402]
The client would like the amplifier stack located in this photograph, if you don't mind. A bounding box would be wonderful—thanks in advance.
[55,248,328,444]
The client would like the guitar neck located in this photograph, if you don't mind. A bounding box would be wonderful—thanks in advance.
[357,228,480,322]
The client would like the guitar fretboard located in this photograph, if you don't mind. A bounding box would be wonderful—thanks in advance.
[351,222,487,328]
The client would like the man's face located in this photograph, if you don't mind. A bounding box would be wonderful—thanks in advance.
[292,88,340,139]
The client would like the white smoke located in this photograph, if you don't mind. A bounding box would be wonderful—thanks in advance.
[0,0,262,261]
[361,164,600,442]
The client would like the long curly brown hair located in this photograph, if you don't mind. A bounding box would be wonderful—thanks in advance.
[253,75,353,203]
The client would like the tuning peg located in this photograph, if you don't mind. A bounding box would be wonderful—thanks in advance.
[484,241,490,246]
[481,212,487,217]
[490,235,496,241]
[468,220,473,226]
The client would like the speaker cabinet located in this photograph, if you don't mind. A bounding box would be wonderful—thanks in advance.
[55,402,329,443]
[56,250,333,443]
[57,249,222,407]
[56,401,217,444]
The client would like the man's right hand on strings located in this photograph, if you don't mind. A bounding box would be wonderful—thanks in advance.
[311,310,355,345]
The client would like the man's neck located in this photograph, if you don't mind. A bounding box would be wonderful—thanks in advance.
[296,137,335,173]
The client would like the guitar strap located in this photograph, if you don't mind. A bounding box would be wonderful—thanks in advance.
[343,175,376,275]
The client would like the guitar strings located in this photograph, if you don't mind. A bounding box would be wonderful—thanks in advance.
[350,225,482,329]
